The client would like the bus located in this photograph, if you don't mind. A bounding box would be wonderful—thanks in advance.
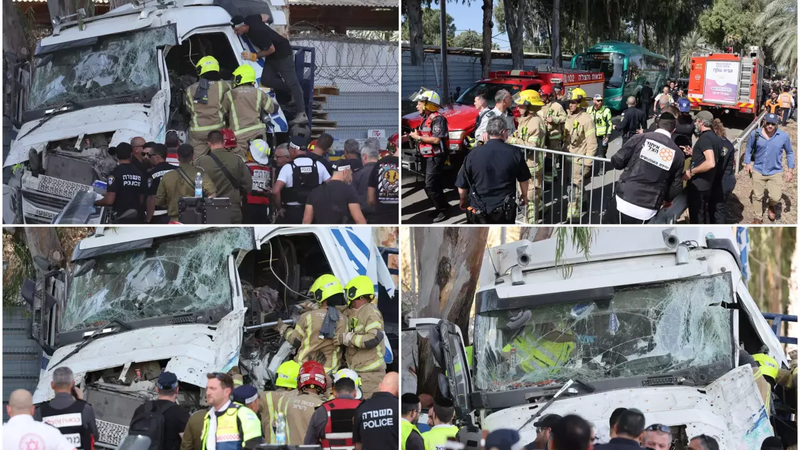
[572,41,670,110]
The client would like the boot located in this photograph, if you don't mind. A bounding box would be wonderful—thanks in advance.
[290,111,309,125]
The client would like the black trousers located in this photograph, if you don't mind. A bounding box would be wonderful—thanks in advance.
[687,183,712,224]
[280,205,305,224]
[150,214,170,225]
[466,205,516,224]
[244,202,271,224]
[641,102,652,119]
[619,212,648,224]
[596,135,608,159]
[423,154,447,212]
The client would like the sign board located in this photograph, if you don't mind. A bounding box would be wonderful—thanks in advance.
[368,129,386,140]
[703,60,740,105]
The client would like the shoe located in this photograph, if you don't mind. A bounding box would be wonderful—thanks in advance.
[433,212,448,223]
[290,112,309,125]
[768,207,777,221]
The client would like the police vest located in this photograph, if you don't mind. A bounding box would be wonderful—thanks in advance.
[283,159,320,205]
[401,419,423,450]
[422,425,459,450]
[502,329,575,373]
[39,400,92,450]
[245,161,271,205]
[418,112,445,157]
[319,398,362,450]
[779,93,793,108]
[201,403,261,450]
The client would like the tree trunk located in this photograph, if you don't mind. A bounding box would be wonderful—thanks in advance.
[673,35,680,78]
[407,0,424,66]
[583,0,588,53]
[440,0,449,101]
[3,0,28,56]
[789,228,799,354]
[551,0,561,67]
[504,0,524,69]
[769,231,783,321]
[23,228,65,271]
[481,0,494,78]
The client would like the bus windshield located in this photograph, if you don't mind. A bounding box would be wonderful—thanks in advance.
[577,52,625,89]
[474,274,733,392]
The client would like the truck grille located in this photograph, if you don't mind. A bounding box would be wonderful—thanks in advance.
[36,174,93,199]
[22,190,70,210]
[97,419,129,447]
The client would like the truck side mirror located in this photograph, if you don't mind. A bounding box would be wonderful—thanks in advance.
[21,278,36,306]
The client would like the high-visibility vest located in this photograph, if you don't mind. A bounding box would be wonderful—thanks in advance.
[401,419,425,450]
[418,112,445,157]
[779,93,793,108]
[422,425,459,450]
[263,390,295,443]
[200,403,262,450]
[502,328,575,373]
[319,398,362,450]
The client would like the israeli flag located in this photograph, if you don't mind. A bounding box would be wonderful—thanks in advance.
[736,226,750,282]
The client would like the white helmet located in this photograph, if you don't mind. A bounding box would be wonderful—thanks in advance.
[249,139,271,165]
[333,368,363,399]
[410,87,442,108]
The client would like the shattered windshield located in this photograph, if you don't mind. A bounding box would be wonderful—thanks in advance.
[474,274,733,392]
[61,228,254,332]
[29,25,176,111]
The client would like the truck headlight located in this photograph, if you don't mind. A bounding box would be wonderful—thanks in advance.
[449,130,465,141]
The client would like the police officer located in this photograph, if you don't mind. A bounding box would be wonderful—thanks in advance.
[539,85,567,150]
[185,56,231,158]
[587,94,612,158]
[146,144,175,224]
[507,90,546,222]
[304,377,362,448]
[200,372,263,449]
[401,393,425,450]
[35,367,99,450]
[273,137,331,224]
[421,397,459,450]
[274,274,345,375]
[338,275,386,399]
[155,144,217,222]
[408,88,449,223]
[284,361,328,445]
[196,130,252,224]
[261,361,299,443]
[233,385,261,415]
[564,88,598,220]
[610,112,685,224]
[223,65,276,159]
[353,372,399,450]
[96,142,147,223]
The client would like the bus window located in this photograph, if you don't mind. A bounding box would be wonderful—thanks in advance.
[577,52,625,89]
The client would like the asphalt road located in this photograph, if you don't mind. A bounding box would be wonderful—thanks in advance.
[401,112,748,224]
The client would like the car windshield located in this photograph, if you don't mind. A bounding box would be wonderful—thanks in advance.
[456,82,526,107]
[28,26,175,111]
[474,274,733,392]
[61,228,254,332]
[577,52,625,89]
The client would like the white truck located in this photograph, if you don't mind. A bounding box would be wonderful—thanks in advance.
[3,0,305,224]
[23,226,396,448]
[407,227,788,450]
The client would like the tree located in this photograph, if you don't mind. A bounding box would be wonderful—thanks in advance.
[401,8,456,46]
[481,0,494,78]
[754,0,797,78]
[698,0,765,53]
[453,30,499,49]
[405,0,425,65]
[551,0,561,67]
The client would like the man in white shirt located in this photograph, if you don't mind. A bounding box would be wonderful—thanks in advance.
[473,92,495,143]
[4,389,77,450]
[481,89,515,141]
[272,139,331,224]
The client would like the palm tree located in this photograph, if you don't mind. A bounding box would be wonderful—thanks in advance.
[755,0,797,79]
[679,31,707,75]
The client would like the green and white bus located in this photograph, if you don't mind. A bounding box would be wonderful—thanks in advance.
[571,41,670,110]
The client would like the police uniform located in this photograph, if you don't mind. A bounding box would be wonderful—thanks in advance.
[353,391,398,450]
[539,100,567,150]
[200,401,263,450]
[186,80,231,158]
[196,149,252,224]
[564,109,597,218]
[37,393,98,449]
[107,162,147,223]
[155,162,216,222]
[588,103,612,158]
[422,425,459,450]
[507,111,546,223]
[303,395,362,448]
[147,161,176,224]
[277,156,331,223]
[283,392,326,445]
[339,302,386,399]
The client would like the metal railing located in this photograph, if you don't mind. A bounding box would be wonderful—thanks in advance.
[761,312,798,345]
[510,143,620,224]
[732,110,767,174]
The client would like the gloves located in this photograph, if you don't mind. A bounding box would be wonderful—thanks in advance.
[341,331,355,347]
[242,51,259,62]
[274,319,289,336]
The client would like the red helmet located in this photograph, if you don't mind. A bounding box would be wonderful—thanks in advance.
[308,139,317,152]
[539,85,553,96]
[388,133,399,149]
[221,129,237,149]
[298,361,326,392]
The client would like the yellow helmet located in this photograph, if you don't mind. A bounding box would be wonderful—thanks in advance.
[513,90,545,107]
[345,275,374,305]
[569,87,588,107]
[411,88,442,112]
[753,353,779,380]
[196,56,220,76]
[233,65,257,87]
[309,274,343,303]
[275,360,300,389]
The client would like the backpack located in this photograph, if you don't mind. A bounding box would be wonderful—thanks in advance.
[129,401,174,450]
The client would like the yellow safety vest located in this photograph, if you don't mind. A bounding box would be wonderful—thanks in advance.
[201,403,262,450]
[422,425,459,450]
[401,419,426,450]
[502,329,575,373]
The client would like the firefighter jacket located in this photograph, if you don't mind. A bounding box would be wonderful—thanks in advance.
[282,308,345,374]
[338,303,386,373]
[507,114,546,147]
[564,111,598,161]
[222,86,277,137]
[186,80,231,133]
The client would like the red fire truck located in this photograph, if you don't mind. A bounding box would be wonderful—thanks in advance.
[686,46,766,121]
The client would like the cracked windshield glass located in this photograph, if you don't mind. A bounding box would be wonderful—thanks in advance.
[61,228,253,332]
[474,274,733,391]
[29,25,175,111]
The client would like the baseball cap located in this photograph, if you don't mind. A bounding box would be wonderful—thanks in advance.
[765,113,779,124]
[109,142,133,158]
[593,94,603,100]
[332,161,352,172]
[694,110,714,123]
[290,135,308,151]
[485,429,524,450]
[230,15,245,27]
[677,98,691,113]
[156,372,179,390]
[232,385,259,405]
[533,414,563,429]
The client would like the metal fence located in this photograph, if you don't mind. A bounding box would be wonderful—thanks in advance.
[511,144,620,225]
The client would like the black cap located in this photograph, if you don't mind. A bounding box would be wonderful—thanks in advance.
[290,135,308,150]
[110,142,133,159]
[659,112,676,121]
[485,429,522,450]
[434,396,454,408]
[230,15,245,26]
[401,393,420,404]
[533,414,563,429]
[156,371,178,390]
[332,161,352,172]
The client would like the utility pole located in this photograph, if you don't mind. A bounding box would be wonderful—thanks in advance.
[440,0,449,103]
[583,0,588,53]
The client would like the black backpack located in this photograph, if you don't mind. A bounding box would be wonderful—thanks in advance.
[129,401,174,450]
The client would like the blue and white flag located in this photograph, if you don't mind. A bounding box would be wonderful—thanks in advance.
[736,226,750,282]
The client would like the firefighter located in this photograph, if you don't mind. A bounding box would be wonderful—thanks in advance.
[564,87,597,220]
[338,275,386,399]
[501,311,576,375]
[223,64,277,159]
[196,130,252,224]
[155,144,217,222]
[539,85,567,150]
[261,361,300,443]
[588,94,612,159]
[244,138,273,223]
[752,352,780,416]
[303,376,363,448]
[185,56,231,158]
[274,274,345,375]
[507,90,546,223]
[408,88,449,223]
[199,372,263,449]
[284,361,328,445]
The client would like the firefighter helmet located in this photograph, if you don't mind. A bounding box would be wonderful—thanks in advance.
[196,56,220,76]
[233,65,257,87]
[298,361,327,392]
[539,85,553,96]
[411,88,442,112]
[344,275,374,305]
[333,368,363,399]
[309,274,344,304]
[513,90,545,107]
[249,139,271,165]
[221,129,237,149]
[569,88,588,107]
[275,360,300,389]
[753,353,779,380]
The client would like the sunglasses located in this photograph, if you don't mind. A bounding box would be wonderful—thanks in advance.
[142,152,152,157]
[646,424,671,433]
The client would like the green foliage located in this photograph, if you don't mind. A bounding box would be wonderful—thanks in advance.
[554,228,595,279]
[746,227,795,324]
[754,0,797,76]
[401,8,456,46]
[452,30,499,49]
[3,234,35,308]
[697,0,766,51]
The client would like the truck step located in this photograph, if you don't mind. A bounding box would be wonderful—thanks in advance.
[313,95,327,103]
[314,86,340,96]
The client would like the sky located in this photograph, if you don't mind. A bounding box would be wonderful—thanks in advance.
[444,2,511,51]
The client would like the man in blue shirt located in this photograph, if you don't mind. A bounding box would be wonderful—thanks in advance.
[745,113,795,223]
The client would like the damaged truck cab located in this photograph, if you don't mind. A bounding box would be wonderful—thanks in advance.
[26,226,396,448]
[3,0,296,224]
[408,227,788,450]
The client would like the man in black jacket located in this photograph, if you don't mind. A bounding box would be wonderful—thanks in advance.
[614,97,646,145]
[640,81,654,119]
[611,112,685,224]
[594,409,645,450]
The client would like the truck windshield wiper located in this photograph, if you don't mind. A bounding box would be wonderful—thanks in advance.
[49,320,122,369]
[18,99,86,140]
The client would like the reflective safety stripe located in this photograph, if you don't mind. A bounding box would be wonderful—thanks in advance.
[230,89,265,135]
[353,334,363,347]
[188,85,225,132]
[365,321,382,332]
[359,349,384,372]
[296,314,314,364]
[265,393,277,443]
